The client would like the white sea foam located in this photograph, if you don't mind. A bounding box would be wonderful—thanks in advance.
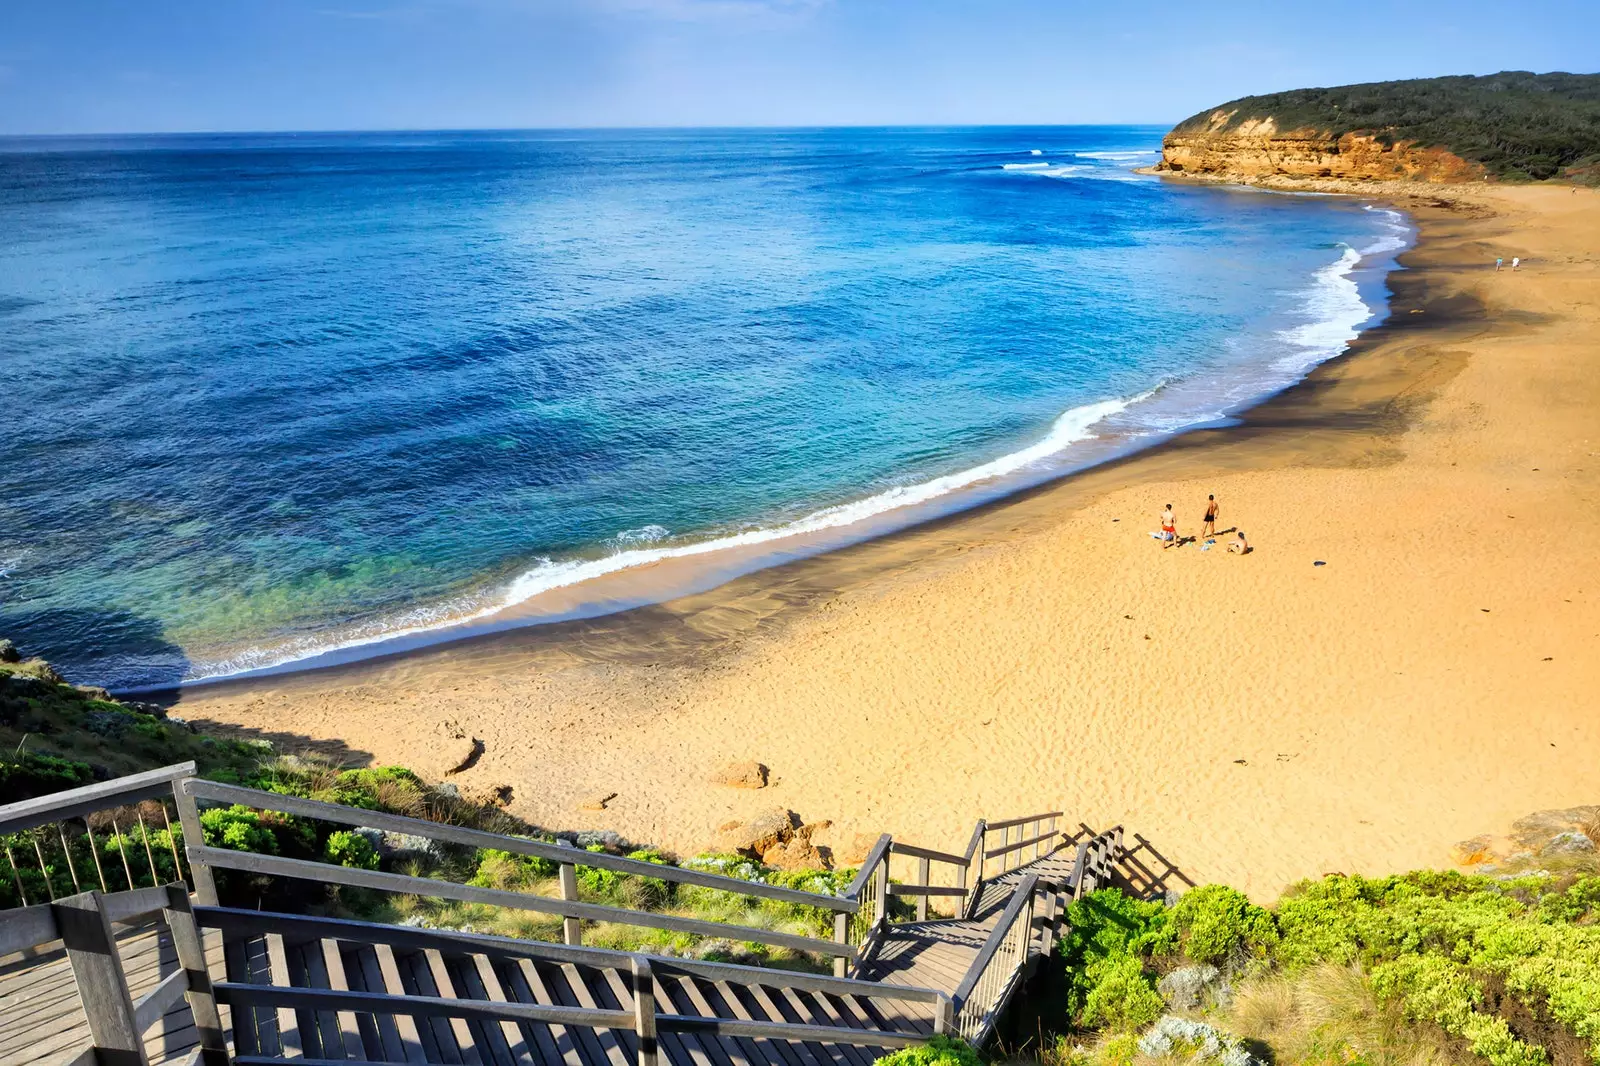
[1030,149,1044,156]
[1001,162,1052,170]
[178,392,1147,684]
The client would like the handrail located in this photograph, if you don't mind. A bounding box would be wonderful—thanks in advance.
[215,981,637,1030]
[194,904,947,1003]
[0,902,60,956]
[190,845,856,958]
[184,777,857,913]
[132,966,190,1033]
[983,829,1058,860]
[0,761,196,835]
[981,811,1063,833]
[888,841,970,866]
[951,872,1038,1007]
[841,833,892,900]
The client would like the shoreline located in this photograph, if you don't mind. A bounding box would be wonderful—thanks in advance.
[175,180,1600,899]
[137,178,1410,693]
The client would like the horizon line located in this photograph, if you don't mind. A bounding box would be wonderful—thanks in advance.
[0,121,1180,140]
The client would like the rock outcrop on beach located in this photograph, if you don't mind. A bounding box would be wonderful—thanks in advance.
[1152,70,1600,184]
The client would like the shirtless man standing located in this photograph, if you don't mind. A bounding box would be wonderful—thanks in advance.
[1160,504,1177,548]
[1202,494,1218,539]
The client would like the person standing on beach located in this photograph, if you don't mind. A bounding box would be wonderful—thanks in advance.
[1512,257,1521,270]
[1202,494,1218,539]
[1496,257,1504,271]
[1160,504,1177,548]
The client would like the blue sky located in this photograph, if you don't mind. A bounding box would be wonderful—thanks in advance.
[2,1,1596,133]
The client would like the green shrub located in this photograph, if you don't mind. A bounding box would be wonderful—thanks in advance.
[200,804,277,853]
[0,751,95,804]
[875,1035,980,1066]
[1077,954,1165,1032]
[317,766,424,810]
[1372,955,1547,1066]
[1168,884,1278,966]
[324,831,380,871]
[469,847,556,890]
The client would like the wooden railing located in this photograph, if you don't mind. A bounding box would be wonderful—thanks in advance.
[199,906,951,1066]
[948,825,1124,1046]
[1,765,1127,1059]
[0,882,228,1066]
[179,777,860,961]
[0,762,206,906]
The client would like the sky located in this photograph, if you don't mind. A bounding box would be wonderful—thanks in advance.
[1,1,1597,134]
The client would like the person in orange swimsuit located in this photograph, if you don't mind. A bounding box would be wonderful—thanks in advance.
[1160,504,1177,548]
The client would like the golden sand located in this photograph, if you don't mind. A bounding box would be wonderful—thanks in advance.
[177,184,1600,899]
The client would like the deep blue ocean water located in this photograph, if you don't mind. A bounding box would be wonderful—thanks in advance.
[0,127,1407,689]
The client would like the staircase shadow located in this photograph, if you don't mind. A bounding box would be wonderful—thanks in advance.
[1063,824,1196,900]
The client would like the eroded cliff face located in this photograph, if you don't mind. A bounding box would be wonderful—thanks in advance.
[1156,111,1485,183]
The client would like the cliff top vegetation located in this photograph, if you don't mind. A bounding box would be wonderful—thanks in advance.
[1171,71,1600,181]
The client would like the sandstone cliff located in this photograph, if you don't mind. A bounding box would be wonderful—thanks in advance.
[1155,111,1485,183]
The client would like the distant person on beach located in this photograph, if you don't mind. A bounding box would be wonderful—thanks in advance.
[1228,531,1250,554]
[1512,257,1521,270]
[1160,504,1177,548]
[1496,257,1504,271]
[1202,494,1218,538]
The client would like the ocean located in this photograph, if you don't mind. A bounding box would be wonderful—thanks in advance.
[0,127,1409,690]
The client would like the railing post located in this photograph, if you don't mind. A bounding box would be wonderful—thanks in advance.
[163,885,229,1066]
[631,954,658,1066]
[915,856,930,922]
[558,853,582,946]
[53,890,148,1066]
[873,858,889,931]
[934,994,954,1035]
[833,911,849,978]
[173,779,217,906]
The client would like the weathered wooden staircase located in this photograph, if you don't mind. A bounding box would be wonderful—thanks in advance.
[0,764,1131,1066]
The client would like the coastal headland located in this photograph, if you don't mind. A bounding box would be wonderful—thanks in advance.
[174,181,1600,899]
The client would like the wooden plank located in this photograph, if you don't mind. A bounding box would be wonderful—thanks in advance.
[309,937,366,1060]
[663,975,765,1066]
[707,979,799,1066]
[840,837,891,903]
[374,943,431,1063]
[350,944,408,1063]
[264,934,305,1059]
[513,957,588,1066]
[215,982,637,1033]
[556,962,631,1066]
[649,973,736,1066]
[466,952,535,1066]
[190,850,854,960]
[774,988,872,1066]
[421,947,484,1064]
[184,781,853,914]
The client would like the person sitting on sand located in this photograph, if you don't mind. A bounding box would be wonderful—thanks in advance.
[1227,530,1249,554]
[1202,494,1218,538]
[1160,504,1177,548]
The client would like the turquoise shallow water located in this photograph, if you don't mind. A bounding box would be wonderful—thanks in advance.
[0,127,1407,689]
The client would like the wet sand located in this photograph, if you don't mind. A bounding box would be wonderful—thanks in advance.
[176,183,1600,899]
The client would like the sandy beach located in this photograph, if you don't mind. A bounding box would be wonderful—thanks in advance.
[175,182,1600,900]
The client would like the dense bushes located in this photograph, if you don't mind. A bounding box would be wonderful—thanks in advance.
[877,1035,981,1066]
[1055,873,1600,1066]
[1173,71,1600,182]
